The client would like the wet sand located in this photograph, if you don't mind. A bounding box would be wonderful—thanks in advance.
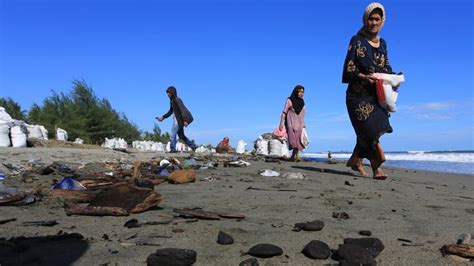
[0,147,473,265]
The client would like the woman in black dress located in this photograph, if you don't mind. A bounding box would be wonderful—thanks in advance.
[342,2,395,180]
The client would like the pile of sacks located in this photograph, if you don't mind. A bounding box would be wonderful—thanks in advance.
[132,141,165,152]
[0,107,50,147]
[102,138,128,150]
[254,133,290,158]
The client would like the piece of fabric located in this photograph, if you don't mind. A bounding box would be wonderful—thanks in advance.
[288,85,305,115]
[283,99,305,150]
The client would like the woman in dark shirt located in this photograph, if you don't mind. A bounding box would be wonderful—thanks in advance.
[342,2,395,180]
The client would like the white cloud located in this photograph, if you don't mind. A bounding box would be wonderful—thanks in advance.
[398,99,472,121]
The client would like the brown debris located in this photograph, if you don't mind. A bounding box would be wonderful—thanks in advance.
[173,208,245,220]
[65,203,129,216]
[441,244,474,259]
[168,169,196,184]
[50,190,99,203]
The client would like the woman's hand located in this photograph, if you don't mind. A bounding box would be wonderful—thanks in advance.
[279,123,284,131]
[156,116,164,122]
[358,73,377,84]
[183,121,189,127]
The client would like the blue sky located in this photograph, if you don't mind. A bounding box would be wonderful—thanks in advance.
[1,0,473,152]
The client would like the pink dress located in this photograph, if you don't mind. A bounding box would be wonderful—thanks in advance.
[283,99,306,150]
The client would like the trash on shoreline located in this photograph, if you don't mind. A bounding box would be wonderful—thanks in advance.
[64,183,163,216]
[259,169,280,177]
[168,169,196,184]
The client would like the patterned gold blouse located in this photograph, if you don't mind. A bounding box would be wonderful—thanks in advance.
[342,34,393,96]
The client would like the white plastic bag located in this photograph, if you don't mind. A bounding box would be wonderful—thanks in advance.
[281,141,290,158]
[0,107,13,124]
[300,128,309,148]
[56,128,68,141]
[11,125,27,148]
[269,139,283,157]
[0,124,10,147]
[26,125,44,139]
[255,138,269,155]
[373,73,405,112]
[236,140,247,154]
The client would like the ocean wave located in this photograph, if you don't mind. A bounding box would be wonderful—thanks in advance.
[302,152,474,163]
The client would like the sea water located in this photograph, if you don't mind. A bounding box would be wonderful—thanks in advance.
[301,151,474,175]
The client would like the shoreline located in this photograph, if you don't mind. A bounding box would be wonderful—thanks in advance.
[0,147,473,265]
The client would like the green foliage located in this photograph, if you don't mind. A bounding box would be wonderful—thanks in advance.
[0,97,27,121]
[142,123,171,143]
[27,80,142,144]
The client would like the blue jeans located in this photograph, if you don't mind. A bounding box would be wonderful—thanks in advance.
[170,123,197,152]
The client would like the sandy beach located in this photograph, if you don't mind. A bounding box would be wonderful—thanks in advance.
[0,146,473,265]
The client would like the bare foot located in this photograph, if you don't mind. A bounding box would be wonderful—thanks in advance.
[373,167,388,180]
[351,165,369,177]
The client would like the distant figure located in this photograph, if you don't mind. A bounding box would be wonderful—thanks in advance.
[156,86,197,153]
[328,151,332,159]
[342,3,397,180]
[216,137,233,154]
[279,85,306,162]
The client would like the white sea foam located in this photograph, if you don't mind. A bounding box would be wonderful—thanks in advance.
[302,152,474,163]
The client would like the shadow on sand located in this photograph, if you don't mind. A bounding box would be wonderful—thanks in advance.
[0,233,89,265]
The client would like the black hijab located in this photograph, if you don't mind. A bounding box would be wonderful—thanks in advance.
[166,86,177,100]
[289,85,305,115]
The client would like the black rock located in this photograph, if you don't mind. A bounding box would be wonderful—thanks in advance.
[336,244,376,265]
[239,258,259,266]
[302,240,331,259]
[343,238,384,258]
[134,179,154,190]
[359,230,372,236]
[124,219,140,228]
[247,244,283,258]
[147,248,197,266]
[293,222,306,231]
[303,220,325,231]
[217,231,234,245]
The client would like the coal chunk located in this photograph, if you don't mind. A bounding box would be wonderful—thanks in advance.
[343,238,384,258]
[359,230,372,236]
[293,220,324,232]
[303,220,324,231]
[239,258,259,266]
[146,248,197,266]
[336,244,376,265]
[302,240,331,259]
[217,231,234,245]
[247,244,283,258]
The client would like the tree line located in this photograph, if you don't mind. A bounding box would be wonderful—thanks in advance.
[0,80,170,144]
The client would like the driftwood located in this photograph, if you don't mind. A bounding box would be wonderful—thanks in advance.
[65,203,129,216]
[130,191,164,213]
[0,193,26,205]
[442,244,474,259]
[50,189,99,203]
[173,208,246,220]
[133,161,143,178]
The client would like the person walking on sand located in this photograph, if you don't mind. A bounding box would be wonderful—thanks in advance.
[279,85,306,162]
[342,2,397,180]
[156,86,197,153]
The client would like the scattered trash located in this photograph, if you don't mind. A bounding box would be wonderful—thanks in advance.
[181,158,198,169]
[259,169,280,177]
[246,243,283,258]
[159,159,170,167]
[246,186,297,192]
[282,172,305,180]
[52,177,87,191]
[65,184,164,216]
[302,240,331,260]
[224,160,250,167]
[146,248,197,266]
[169,169,197,184]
